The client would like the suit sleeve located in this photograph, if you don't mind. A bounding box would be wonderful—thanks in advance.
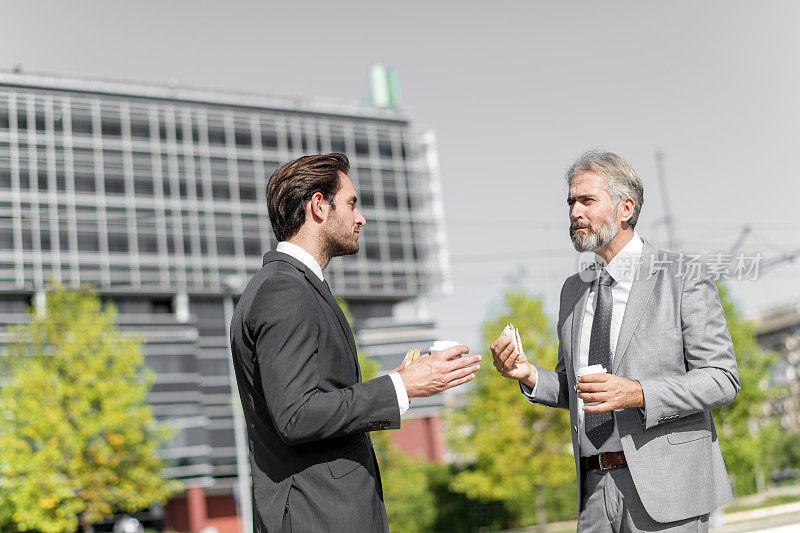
[520,282,571,410]
[637,268,740,429]
[249,275,401,445]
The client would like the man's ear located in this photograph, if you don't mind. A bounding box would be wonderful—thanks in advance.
[307,191,329,223]
[619,198,635,224]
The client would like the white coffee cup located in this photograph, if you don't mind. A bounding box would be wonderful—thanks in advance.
[429,340,463,360]
[576,364,607,406]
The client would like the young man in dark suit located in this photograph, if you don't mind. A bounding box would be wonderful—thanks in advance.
[230,153,481,532]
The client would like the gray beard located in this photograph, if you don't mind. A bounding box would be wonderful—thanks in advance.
[570,217,618,252]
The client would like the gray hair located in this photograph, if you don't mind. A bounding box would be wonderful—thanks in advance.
[565,150,644,228]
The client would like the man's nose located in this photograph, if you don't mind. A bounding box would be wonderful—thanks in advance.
[355,209,366,227]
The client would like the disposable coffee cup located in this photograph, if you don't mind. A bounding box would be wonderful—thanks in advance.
[576,364,607,406]
[429,340,462,359]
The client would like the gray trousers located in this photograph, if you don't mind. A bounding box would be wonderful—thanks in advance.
[577,468,709,532]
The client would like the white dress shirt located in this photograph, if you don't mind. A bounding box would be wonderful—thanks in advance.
[577,232,643,455]
[275,241,410,415]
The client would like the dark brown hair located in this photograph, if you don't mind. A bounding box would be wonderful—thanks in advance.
[266,153,350,241]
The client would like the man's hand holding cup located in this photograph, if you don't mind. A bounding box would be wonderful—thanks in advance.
[398,341,481,399]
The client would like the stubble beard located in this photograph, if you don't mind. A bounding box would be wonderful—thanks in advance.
[321,210,359,260]
[570,215,618,252]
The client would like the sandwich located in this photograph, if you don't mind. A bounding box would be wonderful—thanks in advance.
[403,348,421,366]
[501,323,524,361]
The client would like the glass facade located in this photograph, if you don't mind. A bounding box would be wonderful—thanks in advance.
[0,76,444,297]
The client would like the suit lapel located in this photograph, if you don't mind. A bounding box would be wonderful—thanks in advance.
[568,278,591,375]
[307,273,360,358]
[613,243,659,373]
[263,252,361,378]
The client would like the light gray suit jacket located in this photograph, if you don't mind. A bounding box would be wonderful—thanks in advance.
[523,241,740,523]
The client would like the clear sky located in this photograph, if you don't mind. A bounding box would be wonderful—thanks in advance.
[3,1,799,352]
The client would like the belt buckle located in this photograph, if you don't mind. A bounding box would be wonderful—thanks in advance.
[599,453,613,471]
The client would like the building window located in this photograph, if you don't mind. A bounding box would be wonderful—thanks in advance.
[208,126,226,145]
[77,231,100,252]
[261,127,278,149]
[365,242,381,261]
[71,115,92,135]
[138,234,158,253]
[212,182,230,199]
[216,236,235,256]
[130,119,150,139]
[35,109,47,132]
[331,135,346,154]
[75,172,95,193]
[0,229,13,249]
[40,230,51,250]
[360,189,374,208]
[134,177,154,196]
[104,175,125,195]
[244,238,261,256]
[389,243,404,261]
[384,192,398,209]
[235,128,251,148]
[108,233,129,253]
[354,137,370,157]
[101,118,122,137]
[239,182,256,201]
[377,135,393,158]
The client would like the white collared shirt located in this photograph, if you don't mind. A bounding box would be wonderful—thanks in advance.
[276,241,324,281]
[577,232,643,456]
[275,241,409,416]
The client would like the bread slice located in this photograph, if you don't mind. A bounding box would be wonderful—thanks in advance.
[403,348,421,366]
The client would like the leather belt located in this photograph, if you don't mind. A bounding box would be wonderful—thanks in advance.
[582,451,627,471]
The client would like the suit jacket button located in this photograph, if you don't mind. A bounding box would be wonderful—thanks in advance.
[573,425,578,432]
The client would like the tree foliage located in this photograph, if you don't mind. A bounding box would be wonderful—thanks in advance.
[0,286,180,533]
[714,283,778,496]
[445,289,576,528]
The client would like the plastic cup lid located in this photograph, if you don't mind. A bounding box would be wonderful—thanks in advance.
[576,364,607,376]
[429,340,460,352]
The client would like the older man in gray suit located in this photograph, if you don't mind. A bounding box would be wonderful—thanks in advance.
[491,150,739,532]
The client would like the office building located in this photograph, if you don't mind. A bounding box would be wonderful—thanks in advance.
[0,70,451,531]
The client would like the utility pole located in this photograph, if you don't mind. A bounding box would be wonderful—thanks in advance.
[223,277,253,533]
[728,225,752,257]
[654,151,677,250]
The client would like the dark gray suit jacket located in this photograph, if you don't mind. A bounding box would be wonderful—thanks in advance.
[524,241,740,522]
[230,251,401,532]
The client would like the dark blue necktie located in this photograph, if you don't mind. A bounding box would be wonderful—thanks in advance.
[585,269,614,449]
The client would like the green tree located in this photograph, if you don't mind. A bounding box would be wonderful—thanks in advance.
[714,283,778,496]
[446,289,576,529]
[0,286,180,533]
